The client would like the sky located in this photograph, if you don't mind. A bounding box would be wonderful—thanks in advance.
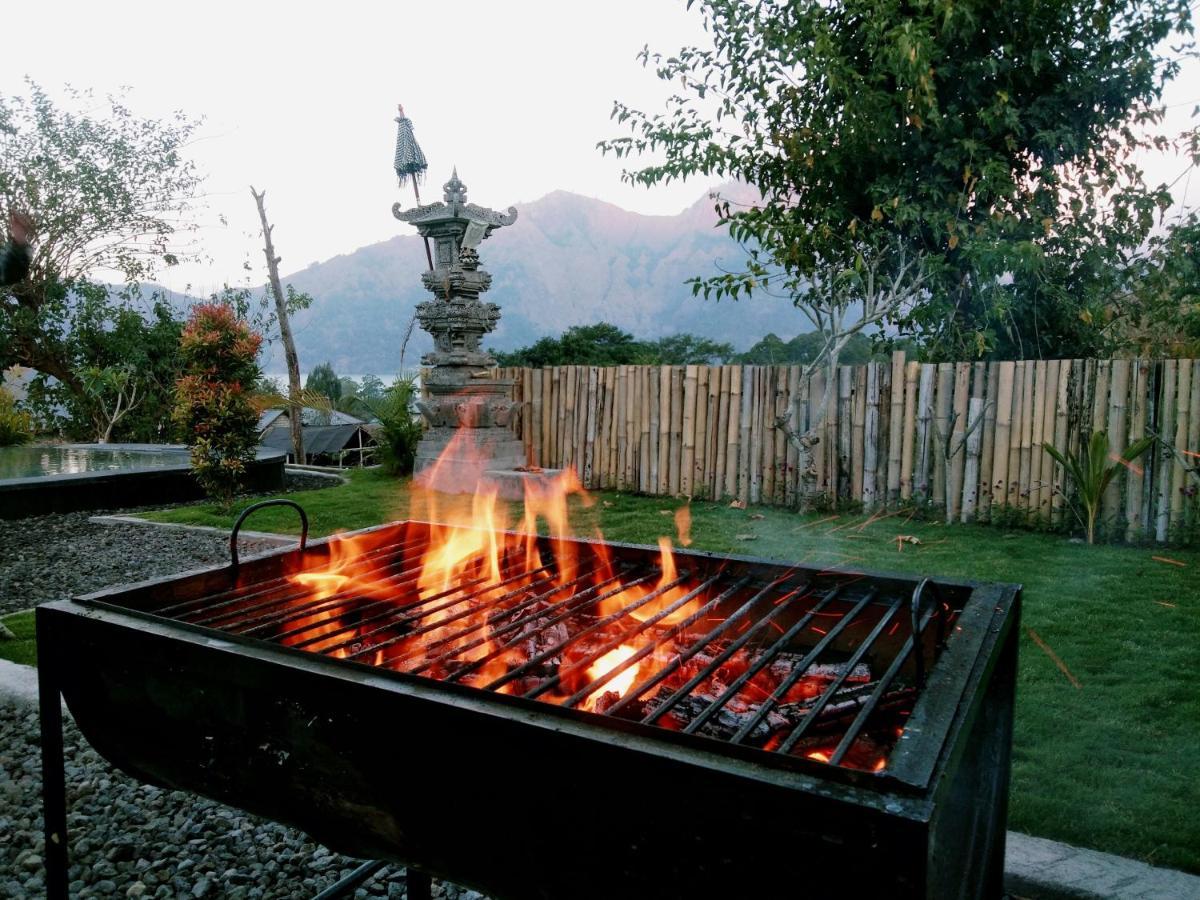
[3,1,1198,296]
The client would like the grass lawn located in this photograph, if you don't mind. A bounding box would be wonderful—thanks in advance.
[126,470,1200,871]
[0,610,37,666]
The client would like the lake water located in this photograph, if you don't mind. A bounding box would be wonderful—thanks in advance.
[0,445,191,480]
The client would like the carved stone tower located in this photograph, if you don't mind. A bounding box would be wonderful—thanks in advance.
[393,169,525,490]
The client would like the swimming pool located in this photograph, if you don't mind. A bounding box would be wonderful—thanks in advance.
[0,444,286,519]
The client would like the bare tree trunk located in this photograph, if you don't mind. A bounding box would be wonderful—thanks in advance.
[251,186,304,465]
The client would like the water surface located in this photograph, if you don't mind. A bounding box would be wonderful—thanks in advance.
[0,445,190,480]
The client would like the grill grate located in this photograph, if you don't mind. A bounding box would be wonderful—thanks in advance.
[101,521,957,773]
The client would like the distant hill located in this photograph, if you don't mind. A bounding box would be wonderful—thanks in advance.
[261,186,804,375]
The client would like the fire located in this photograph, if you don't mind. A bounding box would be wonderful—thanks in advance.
[274,418,908,773]
[674,504,693,547]
[583,644,640,711]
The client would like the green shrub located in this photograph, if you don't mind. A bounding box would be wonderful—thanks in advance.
[1044,430,1155,544]
[173,304,262,509]
[353,377,423,475]
[0,391,33,446]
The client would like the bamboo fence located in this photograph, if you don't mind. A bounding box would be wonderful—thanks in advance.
[494,354,1200,543]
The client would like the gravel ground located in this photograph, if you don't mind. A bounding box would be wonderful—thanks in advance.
[0,510,284,617]
[0,470,339,617]
[0,698,482,899]
[0,479,488,899]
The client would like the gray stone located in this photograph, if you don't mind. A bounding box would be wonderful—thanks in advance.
[478,468,569,502]
[1005,831,1200,899]
[395,170,526,493]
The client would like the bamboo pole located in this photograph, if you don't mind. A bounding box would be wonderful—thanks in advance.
[657,365,671,495]
[810,368,828,500]
[862,363,882,510]
[707,366,722,498]
[947,363,971,520]
[605,367,618,489]
[1050,361,1070,527]
[991,362,1015,515]
[680,365,698,497]
[773,367,790,504]
[668,367,683,496]
[850,366,867,504]
[713,366,730,499]
[960,396,985,523]
[1090,359,1111,442]
[729,366,745,501]
[1124,359,1150,541]
[694,366,710,496]
[1102,359,1131,530]
[747,367,763,504]
[786,366,802,506]
[914,364,936,501]
[1017,361,1034,518]
[886,352,906,505]
[582,367,596,487]
[931,364,953,510]
[977,362,997,522]
[531,368,545,468]
[1155,361,1177,542]
[767,367,780,502]
[900,361,919,501]
[1027,361,1047,523]
[738,366,754,504]
[637,367,650,493]
[1006,363,1024,511]
[1170,360,1192,529]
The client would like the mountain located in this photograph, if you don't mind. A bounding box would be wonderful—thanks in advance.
[267,186,799,375]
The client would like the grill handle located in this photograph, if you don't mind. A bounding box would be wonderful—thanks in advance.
[229,498,309,572]
[909,577,946,690]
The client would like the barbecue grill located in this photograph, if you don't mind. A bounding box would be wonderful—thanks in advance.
[38,506,1020,899]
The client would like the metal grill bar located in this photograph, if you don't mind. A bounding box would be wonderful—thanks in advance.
[482,572,692,692]
[727,588,880,744]
[187,544,432,629]
[522,572,726,701]
[384,566,604,673]
[828,603,939,765]
[335,564,561,661]
[158,531,431,620]
[444,569,653,683]
[604,576,804,718]
[560,576,753,710]
[680,587,861,735]
[642,582,831,727]
[774,600,903,753]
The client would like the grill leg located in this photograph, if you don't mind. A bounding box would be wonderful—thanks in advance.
[38,651,69,900]
[311,859,388,899]
[406,868,432,900]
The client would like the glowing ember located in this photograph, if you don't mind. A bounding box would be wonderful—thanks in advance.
[583,644,640,711]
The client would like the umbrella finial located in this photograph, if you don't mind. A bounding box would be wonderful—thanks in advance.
[393,103,428,190]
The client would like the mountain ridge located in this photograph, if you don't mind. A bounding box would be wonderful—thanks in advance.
[260,184,800,374]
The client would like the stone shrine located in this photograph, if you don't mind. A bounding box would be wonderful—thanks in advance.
[393,169,526,490]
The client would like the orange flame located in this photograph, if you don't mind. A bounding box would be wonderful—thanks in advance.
[674,504,693,547]
[583,644,641,711]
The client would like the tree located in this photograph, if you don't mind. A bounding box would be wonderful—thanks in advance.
[492,323,735,367]
[0,82,203,414]
[305,362,343,404]
[646,333,735,365]
[24,285,184,441]
[173,304,263,509]
[737,331,880,365]
[1122,213,1200,357]
[601,0,1193,361]
[251,186,305,466]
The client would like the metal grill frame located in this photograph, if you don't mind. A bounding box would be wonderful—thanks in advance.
[38,520,1021,900]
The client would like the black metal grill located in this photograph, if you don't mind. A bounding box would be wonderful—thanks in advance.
[38,516,1020,900]
[105,520,954,774]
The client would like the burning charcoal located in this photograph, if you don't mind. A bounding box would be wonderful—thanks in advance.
[592,691,624,715]
[767,656,871,685]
